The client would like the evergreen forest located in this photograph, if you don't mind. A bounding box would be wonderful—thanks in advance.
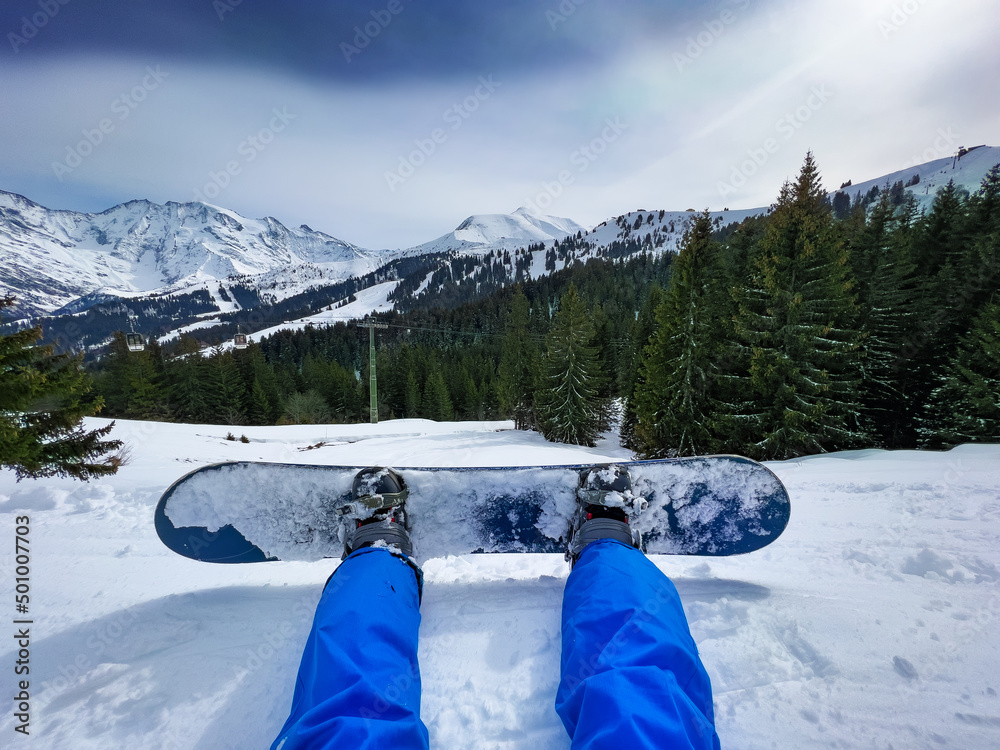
[71,154,999,459]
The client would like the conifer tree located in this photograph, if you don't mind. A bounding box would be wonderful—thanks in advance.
[734,153,866,459]
[165,337,208,423]
[899,181,980,441]
[536,284,606,446]
[498,288,540,429]
[850,191,921,446]
[247,377,271,424]
[208,347,247,425]
[619,284,665,451]
[169,353,209,423]
[920,301,1000,447]
[0,296,123,480]
[422,368,453,421]
[405,371,421,418]
[125,340,169,420]
[633,211,727,457]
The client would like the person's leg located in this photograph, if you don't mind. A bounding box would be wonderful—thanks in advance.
[271,547,428,750]
[556,539,720,750]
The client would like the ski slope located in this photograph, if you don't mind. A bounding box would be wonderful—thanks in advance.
[0,419,998,749]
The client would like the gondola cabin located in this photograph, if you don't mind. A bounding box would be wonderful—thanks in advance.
[233,333,248,349]
[125,333,145,352]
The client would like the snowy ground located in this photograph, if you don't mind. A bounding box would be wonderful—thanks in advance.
[1,419,998,749]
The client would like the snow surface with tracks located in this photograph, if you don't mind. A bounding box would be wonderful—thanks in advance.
[1,419,998,749]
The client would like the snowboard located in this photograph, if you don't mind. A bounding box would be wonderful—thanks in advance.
[154,457,790,563]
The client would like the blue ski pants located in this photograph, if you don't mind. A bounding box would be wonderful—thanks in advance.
[271,540,719,749]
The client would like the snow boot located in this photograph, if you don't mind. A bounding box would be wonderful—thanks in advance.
[567,464,643,565]
[342,467,414,558]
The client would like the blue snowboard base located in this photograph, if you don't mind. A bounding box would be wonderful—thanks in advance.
[155,457,790,563]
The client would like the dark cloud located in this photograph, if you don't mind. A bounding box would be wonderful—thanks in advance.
[2,0,708,81]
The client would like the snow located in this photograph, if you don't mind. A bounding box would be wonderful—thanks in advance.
[402,209,588,258]
[224,280,401,348]
[1,419,999,749]
[833,145,1000,214]
[0,191,375,318]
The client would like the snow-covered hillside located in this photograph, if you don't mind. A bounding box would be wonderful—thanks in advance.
[404,207,587,257]
[1,419,997,749]
[3,146,997,332]
[834,145,999,212]
[0,191,374,318]
[582,206,765,253]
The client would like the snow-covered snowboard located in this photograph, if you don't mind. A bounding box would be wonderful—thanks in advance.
[154,457,790,563]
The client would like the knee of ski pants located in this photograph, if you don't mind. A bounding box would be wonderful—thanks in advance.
[272,547,429,750]
[556,540,719,748]
[327,546,425,602]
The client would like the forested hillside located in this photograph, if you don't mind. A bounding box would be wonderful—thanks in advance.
[81,154,1000,457]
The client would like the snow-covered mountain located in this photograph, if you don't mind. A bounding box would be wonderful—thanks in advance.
[0,191,375,318]
[403,207,587,257]
[833,144,998,211]
[2,145,997,334]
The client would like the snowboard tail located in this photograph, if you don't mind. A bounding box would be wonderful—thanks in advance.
[155,457,790,563]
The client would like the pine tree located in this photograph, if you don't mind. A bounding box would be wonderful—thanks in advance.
[0,297,123,480]
[206,347,247,425]
[899,181,979,443]
[920,301,1000,447]
[734,153,866,459]
[422,368,453,421]
[913,180,967,277]
[498,288,540,429]
[619,284,665,451]
[405,371,421,418]
[536,284,607,446]
[125,341,169,420]
[247,377,271,424]
[850,191,921,446]
[633,211,727,457]
[169,354,210,423]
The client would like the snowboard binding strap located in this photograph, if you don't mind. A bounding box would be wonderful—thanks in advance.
[337,467,409,518]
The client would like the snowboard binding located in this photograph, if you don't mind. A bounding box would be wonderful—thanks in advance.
[567,464,645,564]
[341,468,414,558]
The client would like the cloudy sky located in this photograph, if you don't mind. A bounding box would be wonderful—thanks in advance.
[1,0,997,250]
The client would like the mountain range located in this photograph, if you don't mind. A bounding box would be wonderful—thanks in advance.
[1,145,996,346]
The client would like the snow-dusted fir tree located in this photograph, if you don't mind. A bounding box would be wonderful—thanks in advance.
[619,284,665,451]
[422,368,453,421]
[633,211,727,457]
[734,153,866,459]
[919,301,1000,447]
[498,288,539,430]
[0,296,123,480]
[536,284,606,446]
[849,191,921,446]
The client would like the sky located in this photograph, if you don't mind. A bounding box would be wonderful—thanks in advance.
[1,0,998,251]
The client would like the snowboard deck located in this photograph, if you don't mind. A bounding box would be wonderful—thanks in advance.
[154,457,790,563]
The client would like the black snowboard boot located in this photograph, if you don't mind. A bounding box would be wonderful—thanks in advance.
[567,464,642,565]
[342,467,414,558]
